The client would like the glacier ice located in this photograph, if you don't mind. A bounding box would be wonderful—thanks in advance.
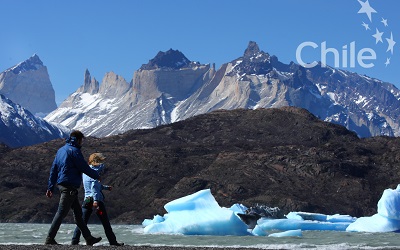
[346,185,400,233]
[269,229,302,238]
[142,186,400,236]
[143,189,249,236]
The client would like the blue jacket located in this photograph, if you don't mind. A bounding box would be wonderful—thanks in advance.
[47,137,100,192]
[83,164,111,202]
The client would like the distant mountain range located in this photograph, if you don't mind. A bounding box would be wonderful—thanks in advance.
[45,41,400,138]
[0,41,399,147]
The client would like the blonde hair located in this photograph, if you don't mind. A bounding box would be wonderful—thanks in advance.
[88,153,106,166]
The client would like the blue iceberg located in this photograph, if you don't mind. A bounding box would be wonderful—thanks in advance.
[346,185,400,232]
[142,189,351,236]
[143,186,400,236]
[143,189,249,235]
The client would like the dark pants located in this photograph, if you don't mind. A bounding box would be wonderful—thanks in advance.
[72,200,117,244]
[46,185,93,240]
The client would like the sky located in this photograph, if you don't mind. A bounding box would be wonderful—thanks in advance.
[0,0,399,105]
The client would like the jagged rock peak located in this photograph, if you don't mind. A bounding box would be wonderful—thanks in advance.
[140,49,192,70]
[7,54,44,75]
[99,71,130,98]
[84,69,91,84]
[228,41,273,76]
[79,69,99,94]
[244,41,261,57]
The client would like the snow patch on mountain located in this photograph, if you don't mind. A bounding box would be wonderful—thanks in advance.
[0,94,68,147]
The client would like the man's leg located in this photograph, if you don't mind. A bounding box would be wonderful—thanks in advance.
[46,187,75,244]
[71,206,93,245]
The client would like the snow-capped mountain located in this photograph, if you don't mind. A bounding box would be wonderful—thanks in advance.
[45,50,214,137]
[45,42,400,138]
[175,42,400,137]
[0,94,68,148]
[0,54,57,116]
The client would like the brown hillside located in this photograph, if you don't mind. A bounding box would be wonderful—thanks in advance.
[0,107,399,224]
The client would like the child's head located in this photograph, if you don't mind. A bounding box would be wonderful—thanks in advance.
[89,153,106,166]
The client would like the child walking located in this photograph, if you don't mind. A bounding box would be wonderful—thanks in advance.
[71,153,124,246]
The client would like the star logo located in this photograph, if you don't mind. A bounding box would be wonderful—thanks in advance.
[357,0,377,22]
[386,32,396,55]
[381,17,388,27]
[357,0,396,67]
[372,28,383,44]
[385,57,391,67]
[362,22,370,30]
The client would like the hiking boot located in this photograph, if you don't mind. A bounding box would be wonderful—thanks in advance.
[110,242,124,246]
[71,240,79,245]
[86,236,102,246]
[45,237,60,245]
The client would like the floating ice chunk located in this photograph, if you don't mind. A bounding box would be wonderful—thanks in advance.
[257,218,350,231]
[286,212,355,224]
[230,203,248,214]
[269,229,302,237]
[346,214,400,232]
[164,189,221,212]
[377,188,400,220]
[142,186,400,236]
[251,225,268,236]
[347,187,400,232]
[285,212,304,221]
[142,215,165,227]
[286,212,327,221]
[143,189,249,236]
[326,214,356,223]
[144,208,249,235]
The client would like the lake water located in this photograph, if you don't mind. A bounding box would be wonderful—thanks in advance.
[1,223,400,249]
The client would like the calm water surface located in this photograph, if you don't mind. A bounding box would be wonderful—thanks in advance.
[1,223,400,249]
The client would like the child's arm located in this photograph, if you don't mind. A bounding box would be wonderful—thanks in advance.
[102,184,112,191]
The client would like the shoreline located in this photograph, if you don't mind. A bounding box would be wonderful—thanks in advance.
[0,246,399,250]
[0,246,276,250]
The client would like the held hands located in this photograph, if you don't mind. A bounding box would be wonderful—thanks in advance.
[94,201,104,215]
[46,190,53,198]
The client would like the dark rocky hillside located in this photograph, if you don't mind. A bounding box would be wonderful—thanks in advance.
[0,107,399,224]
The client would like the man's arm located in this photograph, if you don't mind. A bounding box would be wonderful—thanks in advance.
[47,158,58,193]
[102,184,112,191]
[73,150,100,180]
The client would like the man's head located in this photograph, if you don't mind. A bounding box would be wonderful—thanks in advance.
[70,130,85,146]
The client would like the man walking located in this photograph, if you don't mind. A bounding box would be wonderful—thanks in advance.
[45,130,102,245]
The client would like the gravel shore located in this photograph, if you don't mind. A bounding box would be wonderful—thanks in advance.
[0,246,274,250]
[1,245,400,250]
